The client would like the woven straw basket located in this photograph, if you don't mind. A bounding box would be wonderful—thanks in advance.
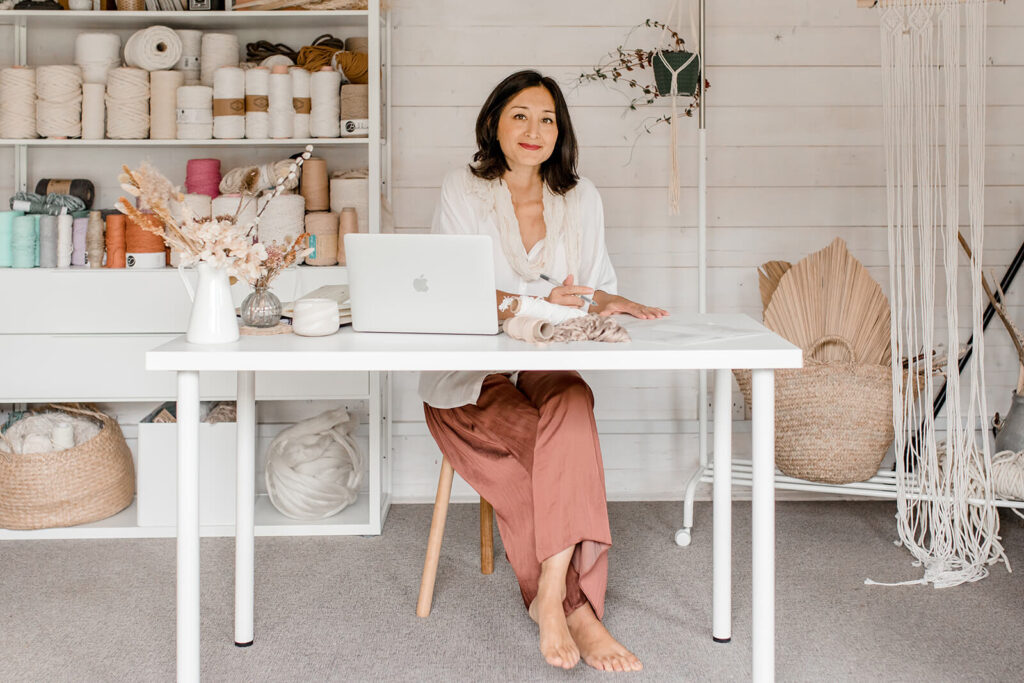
[734,336,893,485]
[0,406,135,530]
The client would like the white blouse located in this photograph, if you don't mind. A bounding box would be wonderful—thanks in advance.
[418,167,618,409]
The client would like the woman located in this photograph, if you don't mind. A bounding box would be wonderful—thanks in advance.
[419,70,668,672]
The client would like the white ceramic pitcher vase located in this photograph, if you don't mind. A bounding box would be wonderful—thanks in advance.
[179,262,239,344]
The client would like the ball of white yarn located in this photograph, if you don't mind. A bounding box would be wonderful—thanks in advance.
[264,408,365,521]
[220,159,297,195]
[124,26,183,72]
[259,54,294,70]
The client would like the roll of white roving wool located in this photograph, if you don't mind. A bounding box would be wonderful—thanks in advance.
[244,67,269,139]
[105,67,149,139]
[175,29,202,85]
[36,65,82,139]
[268,67,293,139]
[290,66,311,139]
[81,83,105,140]
[124,26,182,72]
[256,193,305,245]
[0,67,37,139]
[213,66,245,139]
[176,85,213,139]
[310,67,341,138]
[73,33,121,85]
[150,70,184,140]
[200,33,239,87]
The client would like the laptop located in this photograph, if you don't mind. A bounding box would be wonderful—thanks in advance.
[344,233,500,334]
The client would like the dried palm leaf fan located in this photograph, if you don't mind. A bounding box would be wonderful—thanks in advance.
[764,238,891,366]
[758,260,791,312]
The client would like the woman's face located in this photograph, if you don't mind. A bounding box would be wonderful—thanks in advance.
[496,85,559,173]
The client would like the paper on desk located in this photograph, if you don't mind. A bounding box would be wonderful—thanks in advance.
[620,318,768,347]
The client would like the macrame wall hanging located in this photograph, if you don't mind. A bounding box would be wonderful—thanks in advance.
[875,0,1008,587]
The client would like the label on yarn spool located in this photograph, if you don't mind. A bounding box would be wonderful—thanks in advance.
[340,119,370,137]
[40,179,72,195]
[308,233,318,259]
[125,252,166,269]
[245,95,269,112]
[213,98,245,117]
[292,97,311,114]
[177,108,213,124]
[181,56,200,70]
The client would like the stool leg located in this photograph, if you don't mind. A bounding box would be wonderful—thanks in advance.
[480,497,494,575]
[417,456,455,617]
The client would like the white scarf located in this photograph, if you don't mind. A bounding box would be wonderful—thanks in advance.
[461,167,582,282]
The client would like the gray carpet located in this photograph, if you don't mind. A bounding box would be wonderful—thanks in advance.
[1,502,1021,682]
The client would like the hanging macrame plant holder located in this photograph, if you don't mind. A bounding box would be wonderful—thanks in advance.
[653,0,701,215]
[653,50,701,97]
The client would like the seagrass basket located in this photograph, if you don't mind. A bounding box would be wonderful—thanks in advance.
[0,406,135,530]
[734,336,893,485]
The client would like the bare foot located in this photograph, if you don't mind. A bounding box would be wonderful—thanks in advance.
[566,603,642,672]
[529,590,579,670]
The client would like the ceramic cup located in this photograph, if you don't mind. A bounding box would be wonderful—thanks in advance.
[292,298,339,337]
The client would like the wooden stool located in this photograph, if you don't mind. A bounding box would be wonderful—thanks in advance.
[416,456,494,617]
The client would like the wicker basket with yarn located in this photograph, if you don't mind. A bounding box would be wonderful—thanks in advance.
[0,406,135,530]
[734,336,893,485]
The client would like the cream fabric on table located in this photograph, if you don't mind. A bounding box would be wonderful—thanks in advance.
[419,167,617,409]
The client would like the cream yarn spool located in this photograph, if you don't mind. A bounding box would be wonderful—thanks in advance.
[340,83,368,119]
[0,67,37,139]
[220,159,297,195]
[86,210,104,268]
[310,67,341,138]
[244,67,269,139]
[150,70,184,139]
[268,66,293,139]
[336,207,358,265]
[304,211,338,266]
[81,83,105,140]
[290,66,311,139]
[36,65,82,139]
[329,170,369,234]
[292,299,341,337]
[124,26,183,72]
[200,33,239,87]
[213,66,245,139]
[73,33,121,85]
[212,193,257,231]
[264,407,364,519]
[105,67,149,139]
[56,213,73,268]
[175,29,202,85]
[256,193,305,245]
[176,85,213,139]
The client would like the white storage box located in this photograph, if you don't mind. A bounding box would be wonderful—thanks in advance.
[137,408,237,528]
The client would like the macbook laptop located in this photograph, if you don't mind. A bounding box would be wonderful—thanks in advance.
[344,233,499,334]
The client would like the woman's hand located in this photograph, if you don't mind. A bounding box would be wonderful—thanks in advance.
[545,274,594,309]
[595,294,669,320]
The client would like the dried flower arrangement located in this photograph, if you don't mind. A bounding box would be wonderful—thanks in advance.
[576,19,707,134]
[116,145,315,285]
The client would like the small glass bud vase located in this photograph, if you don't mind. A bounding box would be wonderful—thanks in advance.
[240,285,282,328]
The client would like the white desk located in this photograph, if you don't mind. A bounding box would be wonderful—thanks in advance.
[146,313,802,682]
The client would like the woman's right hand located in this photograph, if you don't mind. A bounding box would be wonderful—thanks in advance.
[545,274,594,309]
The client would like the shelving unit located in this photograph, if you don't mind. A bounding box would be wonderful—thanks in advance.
[0,4,393,540]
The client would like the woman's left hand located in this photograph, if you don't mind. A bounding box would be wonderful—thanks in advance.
[596,296,669,320]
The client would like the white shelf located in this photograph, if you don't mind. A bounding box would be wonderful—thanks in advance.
[0,137,372,147]
[0,492,387,540]
[0,10,370,30]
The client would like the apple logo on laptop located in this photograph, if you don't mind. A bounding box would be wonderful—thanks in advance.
[413,274,429,292]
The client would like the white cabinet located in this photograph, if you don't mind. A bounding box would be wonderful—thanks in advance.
[0,5,393,539]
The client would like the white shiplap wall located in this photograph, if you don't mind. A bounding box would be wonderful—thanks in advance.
[386,0,1024,502]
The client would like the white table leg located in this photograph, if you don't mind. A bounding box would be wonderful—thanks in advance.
[176,371,200,683]
[235,371,256,647]
[712,368,732,643]
[751,369,775,682]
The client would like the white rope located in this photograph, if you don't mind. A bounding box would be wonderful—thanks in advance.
[877,0,1007,589]
[104,67,149,140]
[36,65,82,139]
[123,26,182,72]
[0,67,37,139]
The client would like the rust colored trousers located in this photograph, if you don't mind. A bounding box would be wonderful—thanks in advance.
[423,371,612,619]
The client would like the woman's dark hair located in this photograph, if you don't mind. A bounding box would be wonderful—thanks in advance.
[471,70,579,195]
